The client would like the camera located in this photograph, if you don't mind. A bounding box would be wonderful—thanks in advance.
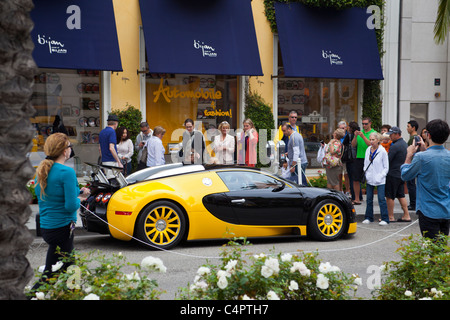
[414,135,421,145]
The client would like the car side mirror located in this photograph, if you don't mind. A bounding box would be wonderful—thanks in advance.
[272,181,286,192]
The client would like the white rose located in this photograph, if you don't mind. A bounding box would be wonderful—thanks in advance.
[316,274,329,290]
[217,276,228,289]
[141,256,167,273]
[289,280,299,291]
[83,293,100,300]
[261,266,274,278]
[267,290,280,300]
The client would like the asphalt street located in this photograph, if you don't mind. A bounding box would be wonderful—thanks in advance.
[25,197,421,300]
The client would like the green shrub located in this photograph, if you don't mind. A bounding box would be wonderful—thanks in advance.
[373,234,449,300]
[244,91,275,167]
[109,104,143,171]
[309,170,328,188]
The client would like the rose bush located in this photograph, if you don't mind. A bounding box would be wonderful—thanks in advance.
[177,239,361,300]
[373,234,449,300]
[26,250,164,300]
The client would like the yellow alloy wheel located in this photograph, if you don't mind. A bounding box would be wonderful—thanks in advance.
[308,200,347,241]
[317,203,343,237]
[136,201,186,249]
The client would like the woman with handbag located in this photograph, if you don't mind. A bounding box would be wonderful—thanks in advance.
[323,129,345,190]
[362,132,390,225]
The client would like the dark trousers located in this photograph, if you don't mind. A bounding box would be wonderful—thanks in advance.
[32,223,74,290]
[417,211,450,240]
[406,179,416,208]
[346,161,362,201]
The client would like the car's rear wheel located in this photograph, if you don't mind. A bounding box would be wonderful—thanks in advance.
[308,199,347,241]
[136,201,186,249]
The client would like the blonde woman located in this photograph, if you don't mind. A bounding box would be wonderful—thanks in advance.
[363,132,390,225]
[213,121,235,164]
[31,133,90,291]
[237,119,258,167]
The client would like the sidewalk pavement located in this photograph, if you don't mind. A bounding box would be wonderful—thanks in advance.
[26,194,416,234]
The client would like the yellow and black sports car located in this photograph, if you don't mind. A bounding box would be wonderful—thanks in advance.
[80,163,357,249]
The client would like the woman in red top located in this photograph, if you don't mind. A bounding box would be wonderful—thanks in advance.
[237,119,258,167]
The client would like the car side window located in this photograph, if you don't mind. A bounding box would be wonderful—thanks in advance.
[218,171,283,192]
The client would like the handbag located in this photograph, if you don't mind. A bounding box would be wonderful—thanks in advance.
[317,145,325,165]
[139,145,148,164]
[322,140,342,168]
[361,150,378,184]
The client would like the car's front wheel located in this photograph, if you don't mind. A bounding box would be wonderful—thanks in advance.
[308,199,347,241]
[135,201,186,249]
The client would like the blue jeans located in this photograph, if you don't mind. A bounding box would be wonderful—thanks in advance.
[365,184,389,223]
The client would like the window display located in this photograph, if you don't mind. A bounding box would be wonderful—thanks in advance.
[30,68,102,175]
[145,74,237,153]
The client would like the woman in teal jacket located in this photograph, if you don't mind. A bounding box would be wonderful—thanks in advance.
[31,133,90,291]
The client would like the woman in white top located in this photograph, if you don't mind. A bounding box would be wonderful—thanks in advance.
[213,121,235,164]
[116,127,134,176]
[363,132,390,225]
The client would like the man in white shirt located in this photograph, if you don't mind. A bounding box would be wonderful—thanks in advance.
[282,123,308,185]
[146,126,166,167]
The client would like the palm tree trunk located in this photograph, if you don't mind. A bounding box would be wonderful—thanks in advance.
[0,0,37,299]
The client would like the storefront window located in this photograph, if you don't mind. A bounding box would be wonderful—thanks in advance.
[145,74,238,155]
[277,72,358,168]
[30,68,102,175]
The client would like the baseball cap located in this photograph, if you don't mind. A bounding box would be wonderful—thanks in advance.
[386,126,401,135]
[107,114,119,122]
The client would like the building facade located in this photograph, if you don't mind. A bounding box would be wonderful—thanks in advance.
[395,0,450,146]
[28,0,448,174]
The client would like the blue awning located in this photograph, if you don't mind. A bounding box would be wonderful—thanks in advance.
[31,0,122,71]
[139,0,263,76]
[275,2,383,80]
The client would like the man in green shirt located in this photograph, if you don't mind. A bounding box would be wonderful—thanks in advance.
[351,117,376,204]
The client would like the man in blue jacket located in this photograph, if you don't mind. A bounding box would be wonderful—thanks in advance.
[99,114,123,178]
[401,119,450,240]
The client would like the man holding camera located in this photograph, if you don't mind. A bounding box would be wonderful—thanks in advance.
[351,117,375,205]
[401,119,450,240]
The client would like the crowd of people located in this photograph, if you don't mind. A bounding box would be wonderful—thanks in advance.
[97,115,265,178]
[97,113,449,237]
[319,117,449,239]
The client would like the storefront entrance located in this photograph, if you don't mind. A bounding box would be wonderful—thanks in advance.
[145,74,238,158]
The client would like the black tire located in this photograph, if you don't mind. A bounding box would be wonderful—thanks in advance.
[135,201,186,249]
[308,199,347,241]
